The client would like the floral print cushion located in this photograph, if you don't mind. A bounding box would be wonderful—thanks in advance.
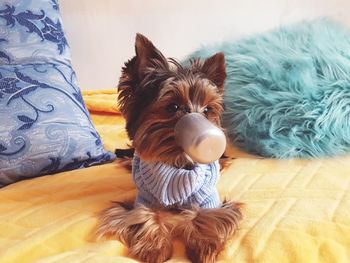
[0,0,114,187]
[0,0,69,64]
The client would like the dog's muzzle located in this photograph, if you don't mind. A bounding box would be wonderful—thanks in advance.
[174,113,226,164]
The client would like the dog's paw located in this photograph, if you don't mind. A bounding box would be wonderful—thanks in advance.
[181,200,243,263]
[129,222,173,263]
[131,237,172,263]
[186,238,222,263]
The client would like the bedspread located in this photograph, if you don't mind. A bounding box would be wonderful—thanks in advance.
[0,90,349,263]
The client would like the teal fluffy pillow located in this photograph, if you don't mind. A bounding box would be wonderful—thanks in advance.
[189,19,350,158]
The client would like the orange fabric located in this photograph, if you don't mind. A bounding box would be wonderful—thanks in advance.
[83,89,120,114]
[0,90,349,262]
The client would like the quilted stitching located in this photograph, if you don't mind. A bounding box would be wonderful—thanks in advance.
[0,91,349,262]
[218,158,350,262]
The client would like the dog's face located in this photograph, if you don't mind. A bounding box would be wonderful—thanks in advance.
[118,34,226,168]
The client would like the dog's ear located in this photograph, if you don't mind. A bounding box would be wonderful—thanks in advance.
[200,52,227,92]
[118,34,168,140]
[134,33,168,78]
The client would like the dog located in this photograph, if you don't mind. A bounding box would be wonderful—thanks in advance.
[97,34,242,263]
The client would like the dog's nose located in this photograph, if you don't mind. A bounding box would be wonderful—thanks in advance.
[174,113,226,164]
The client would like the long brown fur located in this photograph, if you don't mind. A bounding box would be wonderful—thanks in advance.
[97,203,174,263]
[97,33,242,263]
[180,201,243,263]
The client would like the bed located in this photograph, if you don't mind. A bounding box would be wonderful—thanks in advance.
[1,0,350,261]
[0,89,349,263]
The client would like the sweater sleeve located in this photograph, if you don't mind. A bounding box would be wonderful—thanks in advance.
[139,160,207,206]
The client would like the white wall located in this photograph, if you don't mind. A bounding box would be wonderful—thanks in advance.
[59,0,350,90]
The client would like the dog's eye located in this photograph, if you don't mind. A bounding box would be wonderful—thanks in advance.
[203,106,211,114]
[166,103,180,113]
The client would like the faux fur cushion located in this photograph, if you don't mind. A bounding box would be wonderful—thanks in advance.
[189,19,350,158]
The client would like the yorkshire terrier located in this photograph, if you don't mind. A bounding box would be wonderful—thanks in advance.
[97,34,242,263]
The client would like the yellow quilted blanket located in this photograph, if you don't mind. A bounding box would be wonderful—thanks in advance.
[1,90,350,263]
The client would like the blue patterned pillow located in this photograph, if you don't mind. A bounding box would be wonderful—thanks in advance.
[0,0,114,187]
[0,0,69,64]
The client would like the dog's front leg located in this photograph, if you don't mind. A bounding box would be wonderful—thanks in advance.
[128,208,173,263]
[97,202,173,263]
[180,200,243,263]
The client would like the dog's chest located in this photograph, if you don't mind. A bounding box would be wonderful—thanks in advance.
[132,154,221,209]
